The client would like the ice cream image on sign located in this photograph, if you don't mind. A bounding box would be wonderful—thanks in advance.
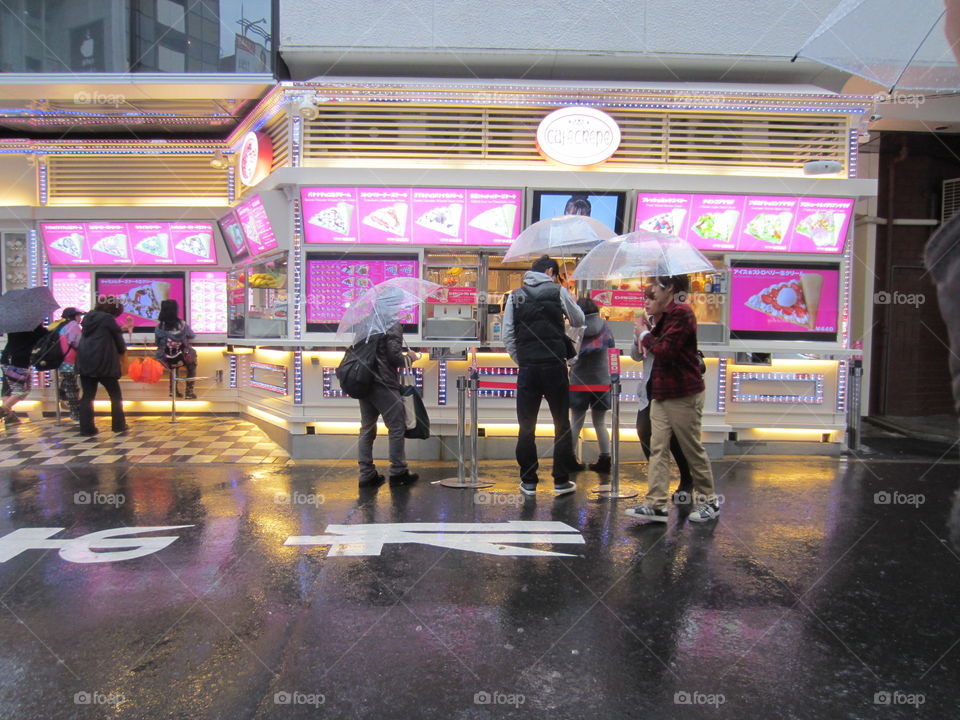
[800,273,823,329]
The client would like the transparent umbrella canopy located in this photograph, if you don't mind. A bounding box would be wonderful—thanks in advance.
[336,277,441,343]
[794,0,960,92]
[503,215,616,262]
[569,231,715,281]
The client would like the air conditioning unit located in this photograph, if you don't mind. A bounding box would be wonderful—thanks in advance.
[943,178,960,223]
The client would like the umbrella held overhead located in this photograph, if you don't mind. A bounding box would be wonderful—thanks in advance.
[337,277,441,343]
[569,231,715,282]
[503,215,615,262]
[0,286,60,334]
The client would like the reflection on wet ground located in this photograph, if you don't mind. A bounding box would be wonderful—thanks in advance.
[0,451,957,718]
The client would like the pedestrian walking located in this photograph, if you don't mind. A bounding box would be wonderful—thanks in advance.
[503,255,585,496]
[57,307,84,422]
[0,324,46,425]
[625,275,718,522]
[76,298,133,436]
[567,296,616,473]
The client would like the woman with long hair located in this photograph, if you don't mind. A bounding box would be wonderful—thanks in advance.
[155,299,198,399]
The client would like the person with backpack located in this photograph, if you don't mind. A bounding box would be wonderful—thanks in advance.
[0,324,46,425]
[154,300,197,399]
[503,255,585,496]
[57,308,84,422]
[350,287,420,488]
[76,298,132,436]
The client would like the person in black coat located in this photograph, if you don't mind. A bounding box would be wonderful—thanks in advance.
[0,324,46,424]
[76,298,133,436]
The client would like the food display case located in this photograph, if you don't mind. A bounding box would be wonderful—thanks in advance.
[2,232,28,293]
[244,254,288,338]
[423,254,480,340]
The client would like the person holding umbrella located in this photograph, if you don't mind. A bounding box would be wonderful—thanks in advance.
[76,297,133,436]
[625,275,719,523]
[503,254,585,496]
[0,324,46,425]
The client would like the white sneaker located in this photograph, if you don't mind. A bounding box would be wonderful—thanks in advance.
[688,503,720,523]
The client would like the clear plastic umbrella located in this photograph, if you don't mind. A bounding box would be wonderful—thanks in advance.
[503,215,615,262]
[794,0,960,92]
[336,277,441,343]
[569,230,715,281]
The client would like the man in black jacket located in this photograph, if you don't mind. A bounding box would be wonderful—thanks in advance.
[503,255,585,496]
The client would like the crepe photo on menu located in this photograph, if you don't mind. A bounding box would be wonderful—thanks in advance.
[135,233,170,259]
[91,234,129,259]
[744,273,823,329]
[415,203,463,236]
[362,203,408,236]
[51,233,85,259]
[639,209,685,235]
[692,210,739,242]
[746,212,793,244]
[124,281,171,320]
[468,204,517,237]
[175,232,211,258]
[309,203,354,235]
[796,211,843,247]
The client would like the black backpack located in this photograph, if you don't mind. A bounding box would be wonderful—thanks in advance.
[30,321,66,371]
[336,335,382,399]
[162,336,185,367]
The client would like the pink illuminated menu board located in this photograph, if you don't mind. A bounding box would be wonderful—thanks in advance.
[305,256,419,328]
[189,271,228,334]
[50,271,92,315]
[729,264,839,341]
[41,222,216,265]
[300,187,522,246]
[235,195,278,256]
[634,194,854,254]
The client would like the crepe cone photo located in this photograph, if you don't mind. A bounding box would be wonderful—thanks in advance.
[800,273,823,329]
[153,281,171,302]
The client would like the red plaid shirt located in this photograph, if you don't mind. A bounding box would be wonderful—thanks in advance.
[640,300,705,400]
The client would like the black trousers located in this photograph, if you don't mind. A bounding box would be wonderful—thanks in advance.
[515,362,573,484]
[79,376,126,433]
[636,403,692,491]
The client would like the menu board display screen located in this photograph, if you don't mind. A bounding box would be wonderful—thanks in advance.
[189,271,228,334]
[305,253,419,333]
[95,272,186,332]
[218,211,249,263]
[729,262,840,342]
[531,191,626,234]
[41,222,217,265]
[634,194,854,254]
[300,187,522,246]
[236,195,279,257]
[50,271,92,315]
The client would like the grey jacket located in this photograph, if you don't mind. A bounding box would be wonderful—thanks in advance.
[502,271,584,364]
[569,313,615,387]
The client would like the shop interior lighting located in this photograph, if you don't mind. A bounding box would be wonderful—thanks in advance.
[836,360,848,413]
[730,372,825,404]
[717,358,728,413]
[293,350,303,405]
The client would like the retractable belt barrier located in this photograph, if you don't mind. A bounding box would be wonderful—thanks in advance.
[592,350,639,500]
[438,370,493,489]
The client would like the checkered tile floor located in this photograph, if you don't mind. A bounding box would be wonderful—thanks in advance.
[0,415,292,467]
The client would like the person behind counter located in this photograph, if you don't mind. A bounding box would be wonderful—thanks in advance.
[155,299,198,399]
[567,296,616,474]
[503,254,585,496]
[625,275,718,523]
[631,286,693,503]
[0,324,47,425]
[58,307,84,423]
[76,298,133,436]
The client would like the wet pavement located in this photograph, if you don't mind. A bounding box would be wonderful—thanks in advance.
[1,446,959,719]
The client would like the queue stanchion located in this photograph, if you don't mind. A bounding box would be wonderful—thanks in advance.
[439,374,493,488]
[593,350,639,500]
[53,369,62,425]
[467,368,493,487]
[169,369,178,424]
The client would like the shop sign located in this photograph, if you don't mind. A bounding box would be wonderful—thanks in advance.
[536,107,621,166]
[427,287,478,304]
[591,289,647,308]
[238,131,273,187]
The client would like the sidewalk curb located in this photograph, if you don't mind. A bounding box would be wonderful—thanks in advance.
[865,416,958,446]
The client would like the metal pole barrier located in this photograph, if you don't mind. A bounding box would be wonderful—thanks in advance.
[847,359,863,451]
[439,374,492,488]
[593,358,639,500]
[169,369,177,424]
[53,369,62,424]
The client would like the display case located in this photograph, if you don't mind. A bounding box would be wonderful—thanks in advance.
[423,254,480,340]
[245,254,288,338]
[686,261,727,343]
[3,232,28,293]
[485,255,530,342]
[228,265,246,338]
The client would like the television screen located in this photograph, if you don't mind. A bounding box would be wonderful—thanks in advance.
[218,211,249,263]
[530,190,625,235]
[729,262,840,342]
[95,272,186,332]
[235,195,279,256]
[305,253,419,333]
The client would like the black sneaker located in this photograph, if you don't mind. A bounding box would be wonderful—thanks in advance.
[359,473,385,488]
[566,457,586,471]
[389,471,419,486]
[519,482,538,496]
[4,412,20,425]
[553,480,576,496]
[624,505,668,522]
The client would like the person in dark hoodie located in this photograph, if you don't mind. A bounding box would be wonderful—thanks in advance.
[76,297,132,436]
[566,297,616,473]
[503,255,585,496]
[155,299,198,399]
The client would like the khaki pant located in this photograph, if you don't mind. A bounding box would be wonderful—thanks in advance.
[646,391,716,509]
